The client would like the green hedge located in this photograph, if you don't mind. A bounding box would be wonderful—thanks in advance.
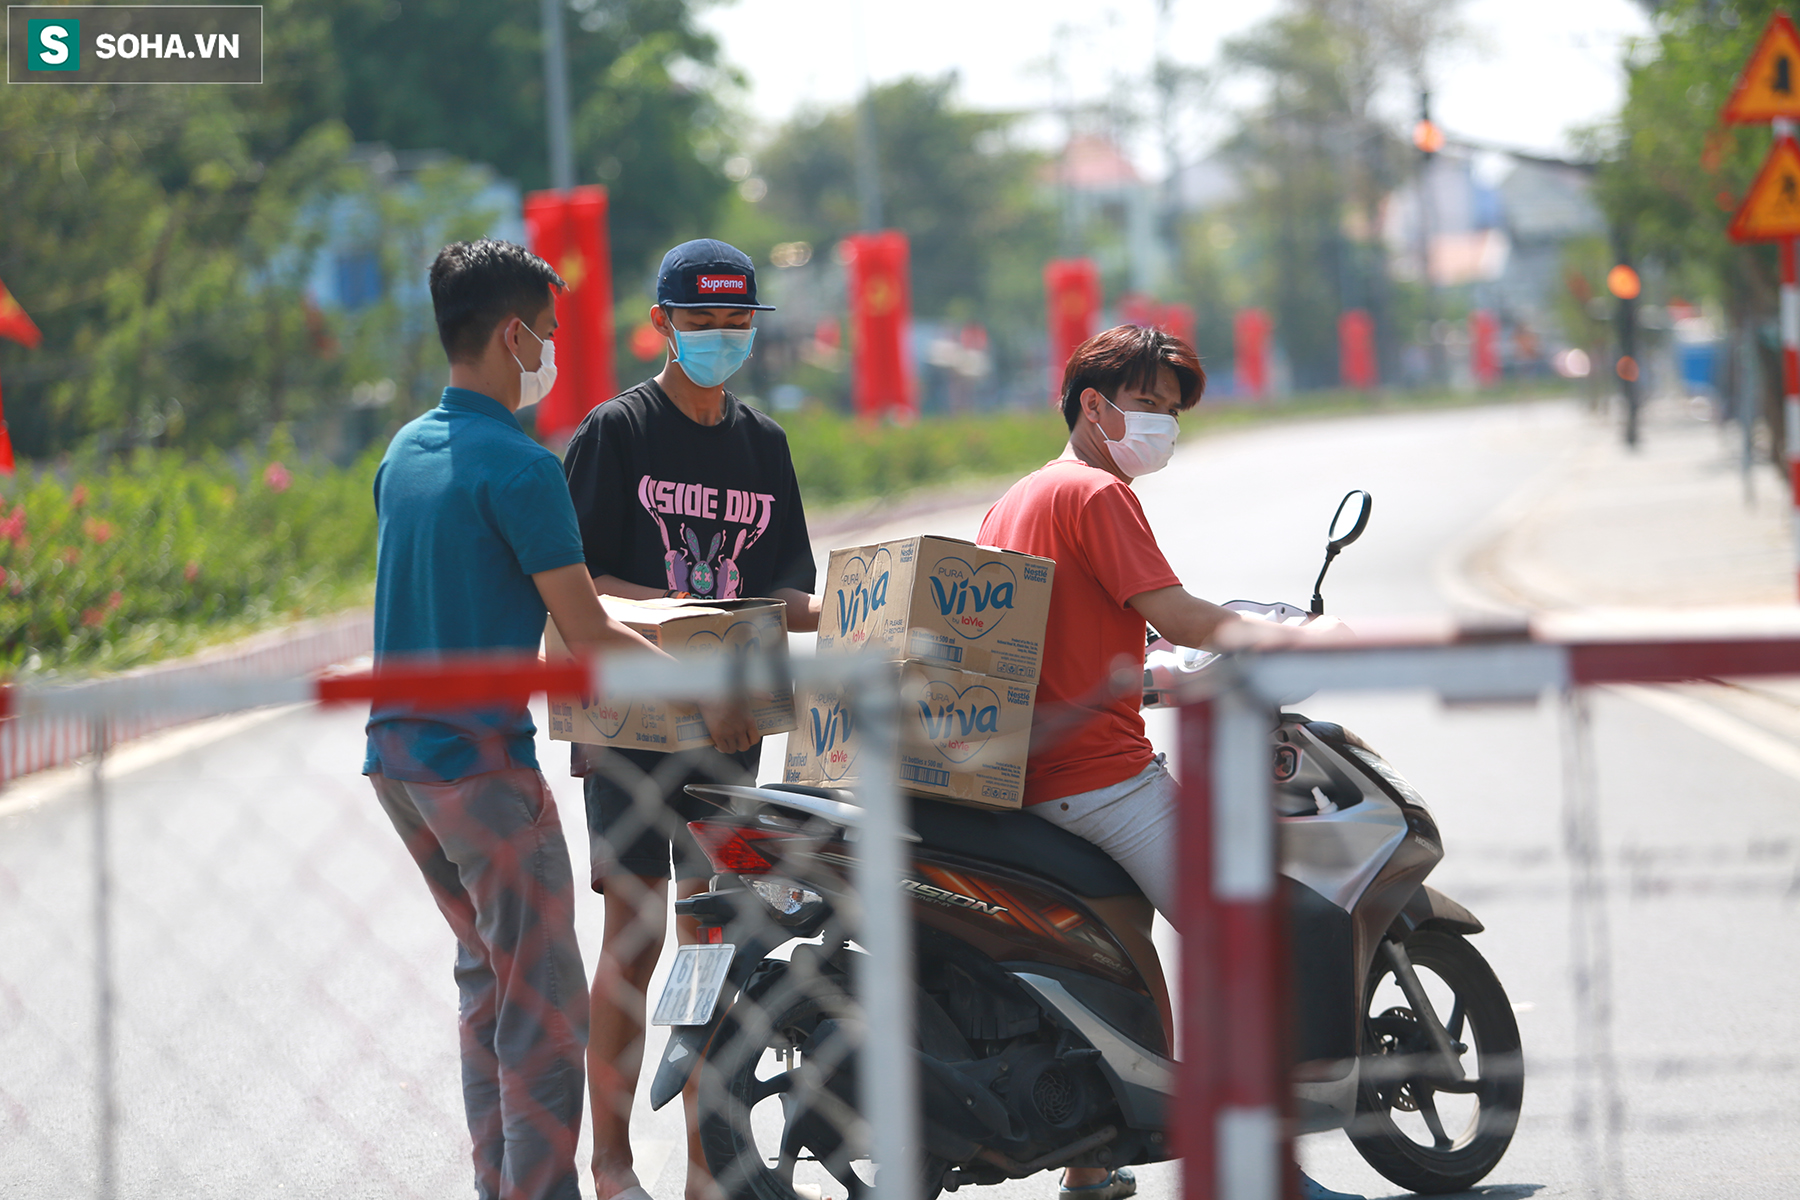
[2,384,1561,677]
[782,407,1070,505]
[1,433,380,677]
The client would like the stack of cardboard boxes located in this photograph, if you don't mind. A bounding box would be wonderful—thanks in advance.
[784,535,1055,810]
[545,597,797,752]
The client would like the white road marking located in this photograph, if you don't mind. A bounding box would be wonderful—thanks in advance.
[1614,684,1800,783]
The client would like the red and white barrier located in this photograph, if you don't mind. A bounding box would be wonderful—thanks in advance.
[8,626,1800,1200]
[1172,627,1800,1200]
[0,613,373,785]
[1776,144,1800,600]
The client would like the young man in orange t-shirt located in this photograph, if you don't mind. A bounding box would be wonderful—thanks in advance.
[981,324,1294,915]
[979,325,1358,1200]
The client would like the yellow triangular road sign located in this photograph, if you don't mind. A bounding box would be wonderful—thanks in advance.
[1724,12,1800,123]
[1730,136,1800,240]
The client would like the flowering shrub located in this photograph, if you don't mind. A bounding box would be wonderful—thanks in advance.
[0,435,378,677]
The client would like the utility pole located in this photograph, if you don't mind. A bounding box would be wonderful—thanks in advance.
[852,0,883,229]
[1609,226,1642,448]
[541,0,574,190]
[1043,23,1079,255]
[1414,89,1445,387]
[1154,0,1178,297]
[855,95,883,230]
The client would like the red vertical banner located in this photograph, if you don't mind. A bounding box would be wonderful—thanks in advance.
[0,278,43,475]
[1338,309,1377,390]
[1469,309,1501,387]
[844,230,915,420]
[1234,308,1272,400]
[524,186,615,440]
[1044,258,1101,403]
[0,380,13,474]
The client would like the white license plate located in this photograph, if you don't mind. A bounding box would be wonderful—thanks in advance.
[651,944,736,1026]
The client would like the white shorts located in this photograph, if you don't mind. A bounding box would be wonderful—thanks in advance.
[1028,755,1179,922]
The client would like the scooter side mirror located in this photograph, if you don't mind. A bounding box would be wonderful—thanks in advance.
[1311,490,1372,616]
[1327,489,1373,553]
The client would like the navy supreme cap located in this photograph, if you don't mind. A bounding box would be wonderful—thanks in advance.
[656,238,777,311]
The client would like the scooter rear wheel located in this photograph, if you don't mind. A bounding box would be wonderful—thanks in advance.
[1348,929,1523,1194]
[697,965,947,1200]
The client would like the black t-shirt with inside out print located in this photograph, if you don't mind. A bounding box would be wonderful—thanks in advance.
[561,379,816,603]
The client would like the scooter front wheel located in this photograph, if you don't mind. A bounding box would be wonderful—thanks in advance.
[1348,929,1523,1194]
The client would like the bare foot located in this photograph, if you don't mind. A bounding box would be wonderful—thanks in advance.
[683,1170,727,1200]
[592,1161,643,1200]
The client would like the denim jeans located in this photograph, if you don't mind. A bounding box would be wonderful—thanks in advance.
[371,769,588,1200]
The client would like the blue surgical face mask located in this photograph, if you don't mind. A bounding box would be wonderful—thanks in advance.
[670,324,756,388]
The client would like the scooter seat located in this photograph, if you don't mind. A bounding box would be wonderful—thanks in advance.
[906,795,1145,900]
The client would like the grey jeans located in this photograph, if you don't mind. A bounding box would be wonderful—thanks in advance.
[371,769,589,1200]
[1029,755,1180,922]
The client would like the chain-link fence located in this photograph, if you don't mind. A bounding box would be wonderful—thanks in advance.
[4,629,1798,1200]
[0,649,918,1200]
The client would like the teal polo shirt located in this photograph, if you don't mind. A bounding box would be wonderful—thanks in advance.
[363,387,586,782]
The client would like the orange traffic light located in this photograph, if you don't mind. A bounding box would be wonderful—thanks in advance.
[1412,119,1445,154]
[1606,265,1641,300]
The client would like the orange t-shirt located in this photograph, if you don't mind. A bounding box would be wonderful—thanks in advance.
[978,458,1181,806]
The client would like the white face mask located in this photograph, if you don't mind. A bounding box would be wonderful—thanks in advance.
[512,322,557,407]
[1097,395,1179,477]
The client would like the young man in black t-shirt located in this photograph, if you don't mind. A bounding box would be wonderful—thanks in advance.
[561,238,818,1200]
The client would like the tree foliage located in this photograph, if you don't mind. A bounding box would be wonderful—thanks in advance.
[0,0,740,459]
[0,85,358,455]
[755,77,1058,323]
[1219,0,1426,387]
[312,0,739,280]
[1594,0,1787,444]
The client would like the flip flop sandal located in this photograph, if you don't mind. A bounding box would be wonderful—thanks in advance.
[1058,1167,1136,1200]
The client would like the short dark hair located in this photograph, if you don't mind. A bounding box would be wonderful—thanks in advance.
[428,239,565,364]
[1059,324,1206,430]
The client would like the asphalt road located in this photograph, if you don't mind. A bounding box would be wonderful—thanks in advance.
[2,399,1796,1199]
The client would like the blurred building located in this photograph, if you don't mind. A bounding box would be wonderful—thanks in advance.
[306,144,525,315]
[1384,148,1606,379]
[1048,134,1169,297]
[1169,141,1606,386]
[299,144,524,457]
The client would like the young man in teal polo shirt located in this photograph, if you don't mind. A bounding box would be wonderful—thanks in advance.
[364,239,756,1200]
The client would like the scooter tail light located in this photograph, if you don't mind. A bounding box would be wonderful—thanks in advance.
[688,821,784,875]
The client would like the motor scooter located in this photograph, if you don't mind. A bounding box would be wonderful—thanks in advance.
[647,491,1523,1200]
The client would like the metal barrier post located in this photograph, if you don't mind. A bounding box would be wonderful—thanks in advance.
[1177,684,1292,1200]
[1176,696,1220,1198]
[848,665,918,1200]
[1560,689,1627,1199]
[1214,684,1288,1200]
[88,717,116,1200]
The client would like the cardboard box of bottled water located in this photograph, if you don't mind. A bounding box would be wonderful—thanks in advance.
[783,661,1034,810]
[545,597,795,752]
[813,536,1054,684]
